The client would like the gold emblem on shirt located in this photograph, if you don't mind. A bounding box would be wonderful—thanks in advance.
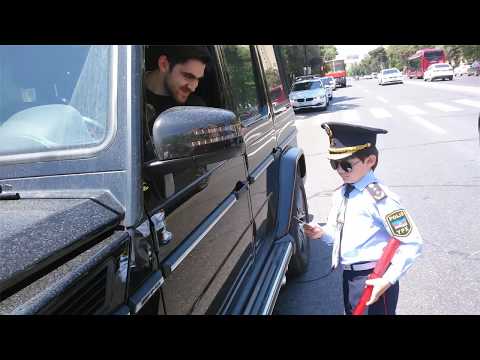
[386,210,412,237]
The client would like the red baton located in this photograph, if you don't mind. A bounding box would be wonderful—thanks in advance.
[352,237,401,315]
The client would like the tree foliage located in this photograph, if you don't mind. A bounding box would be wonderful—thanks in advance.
[279,45,338,83]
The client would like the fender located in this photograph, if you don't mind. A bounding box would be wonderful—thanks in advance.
[274,147,306,240]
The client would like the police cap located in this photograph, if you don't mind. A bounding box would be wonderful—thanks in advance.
[321,122,388,160]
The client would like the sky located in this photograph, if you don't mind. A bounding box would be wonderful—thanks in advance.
[334,45,382,61]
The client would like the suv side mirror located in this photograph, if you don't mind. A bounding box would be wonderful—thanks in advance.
[145,106,245,175]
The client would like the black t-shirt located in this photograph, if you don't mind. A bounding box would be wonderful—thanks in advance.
[145,88,206,131]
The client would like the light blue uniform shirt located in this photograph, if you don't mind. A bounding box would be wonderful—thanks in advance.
[322,170,423,284]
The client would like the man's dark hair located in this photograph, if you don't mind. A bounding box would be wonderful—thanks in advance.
[353,146,379,171]
[147,45,211,71]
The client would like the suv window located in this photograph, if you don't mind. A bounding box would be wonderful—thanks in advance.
[257,45,289,111]
[222,45,267,121]
[0,45,112,158]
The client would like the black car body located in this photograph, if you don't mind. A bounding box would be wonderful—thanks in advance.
[0,45,310,315]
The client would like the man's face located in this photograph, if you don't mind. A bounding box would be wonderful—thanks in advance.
[331,155,376,184]
[164,59,206,104]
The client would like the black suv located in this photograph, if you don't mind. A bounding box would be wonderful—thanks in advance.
[0,45,310,315]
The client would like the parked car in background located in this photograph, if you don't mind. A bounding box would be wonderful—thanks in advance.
[454,64,472,76]
[320,77,335,102]
[289,78,328,112]
[364,74,373,79]
[371,72,378,79]
[424,63,454,81]
[471,61,480,76]
[378,68,404,85]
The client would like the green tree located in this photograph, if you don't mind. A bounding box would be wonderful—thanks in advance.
[460,45,480,62]
[280,45,338,80]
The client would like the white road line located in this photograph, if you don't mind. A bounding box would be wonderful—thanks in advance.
[397,105,428,115]
[340,109,360,123]
[453,99,480,109]
[424,102,462,112]
[376,96,389,103]
[369,107,392,119]
[405,80,480,96]
[409,115,447,134]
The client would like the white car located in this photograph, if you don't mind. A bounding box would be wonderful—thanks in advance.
[289,79,328,112]
[424,63,453,81]
[378,68,403,85]
[454,64,472,76]
[320,77,335,101]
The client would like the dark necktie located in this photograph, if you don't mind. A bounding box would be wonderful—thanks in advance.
[344,183,355,199]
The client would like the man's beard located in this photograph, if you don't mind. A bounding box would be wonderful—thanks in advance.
[165,74,188,104]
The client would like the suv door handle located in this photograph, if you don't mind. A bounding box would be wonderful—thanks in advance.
[234,181,249,199]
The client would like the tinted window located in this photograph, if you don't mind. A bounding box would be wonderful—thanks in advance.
[0,45,111,157]
[292,81,323,91]
[223,45,266,121]
[257,45,289,111]
[383,69,400,75]
[424,50,443,61]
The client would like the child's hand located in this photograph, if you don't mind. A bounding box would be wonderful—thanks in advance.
[365,278,392,305]
[303,223,324,239]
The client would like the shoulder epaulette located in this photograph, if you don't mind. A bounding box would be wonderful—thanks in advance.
[366,182,387,201]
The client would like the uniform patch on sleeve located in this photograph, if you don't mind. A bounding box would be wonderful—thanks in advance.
[386,210,412,237]
[366,183,386,201]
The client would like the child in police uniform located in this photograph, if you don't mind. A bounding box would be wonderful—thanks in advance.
[303,122,423,315]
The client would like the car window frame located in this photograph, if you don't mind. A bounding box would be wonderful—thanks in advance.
[0,45,118,166]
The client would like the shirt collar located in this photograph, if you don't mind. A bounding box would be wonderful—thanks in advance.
[349,170,377,192]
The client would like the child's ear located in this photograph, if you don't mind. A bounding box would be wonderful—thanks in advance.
[367,154,377,167]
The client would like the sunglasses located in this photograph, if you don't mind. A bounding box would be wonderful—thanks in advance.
[330,159,361,173]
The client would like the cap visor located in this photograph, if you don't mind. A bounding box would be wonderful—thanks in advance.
[327,152,355,160]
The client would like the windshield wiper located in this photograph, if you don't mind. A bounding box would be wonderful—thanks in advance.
[0,184,20,200]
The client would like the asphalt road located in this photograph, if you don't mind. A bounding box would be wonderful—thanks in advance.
[274,75,480,315]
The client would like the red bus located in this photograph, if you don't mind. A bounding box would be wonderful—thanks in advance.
[324,59,347,87]
[407,48,447,79]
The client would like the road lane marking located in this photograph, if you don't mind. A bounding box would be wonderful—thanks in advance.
[376,96,389,103]
[424,102,463,112]
[397,105,427,115]
[453,99,480,109]
[405,80,480,96]
[409,115,447,134]
[369,107,392,119]
[340,109,360,123]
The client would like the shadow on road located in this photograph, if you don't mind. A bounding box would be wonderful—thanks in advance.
[273,235,345,315]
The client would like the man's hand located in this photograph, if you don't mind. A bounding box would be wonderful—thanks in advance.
[365,277,392,306]
[302,223,324,239]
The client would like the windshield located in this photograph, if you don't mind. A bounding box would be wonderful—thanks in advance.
[424,50,443,61]
[0,45,112,157]
[292,81,323,91]
[435,64,451,68]
[321,78,333,85]
[383,69,400,75]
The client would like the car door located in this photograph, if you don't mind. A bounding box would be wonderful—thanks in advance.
[142,46,254,314]
[221,45,279,259]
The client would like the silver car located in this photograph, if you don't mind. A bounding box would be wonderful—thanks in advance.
[289,79,328,112]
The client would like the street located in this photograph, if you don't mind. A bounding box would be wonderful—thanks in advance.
[274,75,480,315]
